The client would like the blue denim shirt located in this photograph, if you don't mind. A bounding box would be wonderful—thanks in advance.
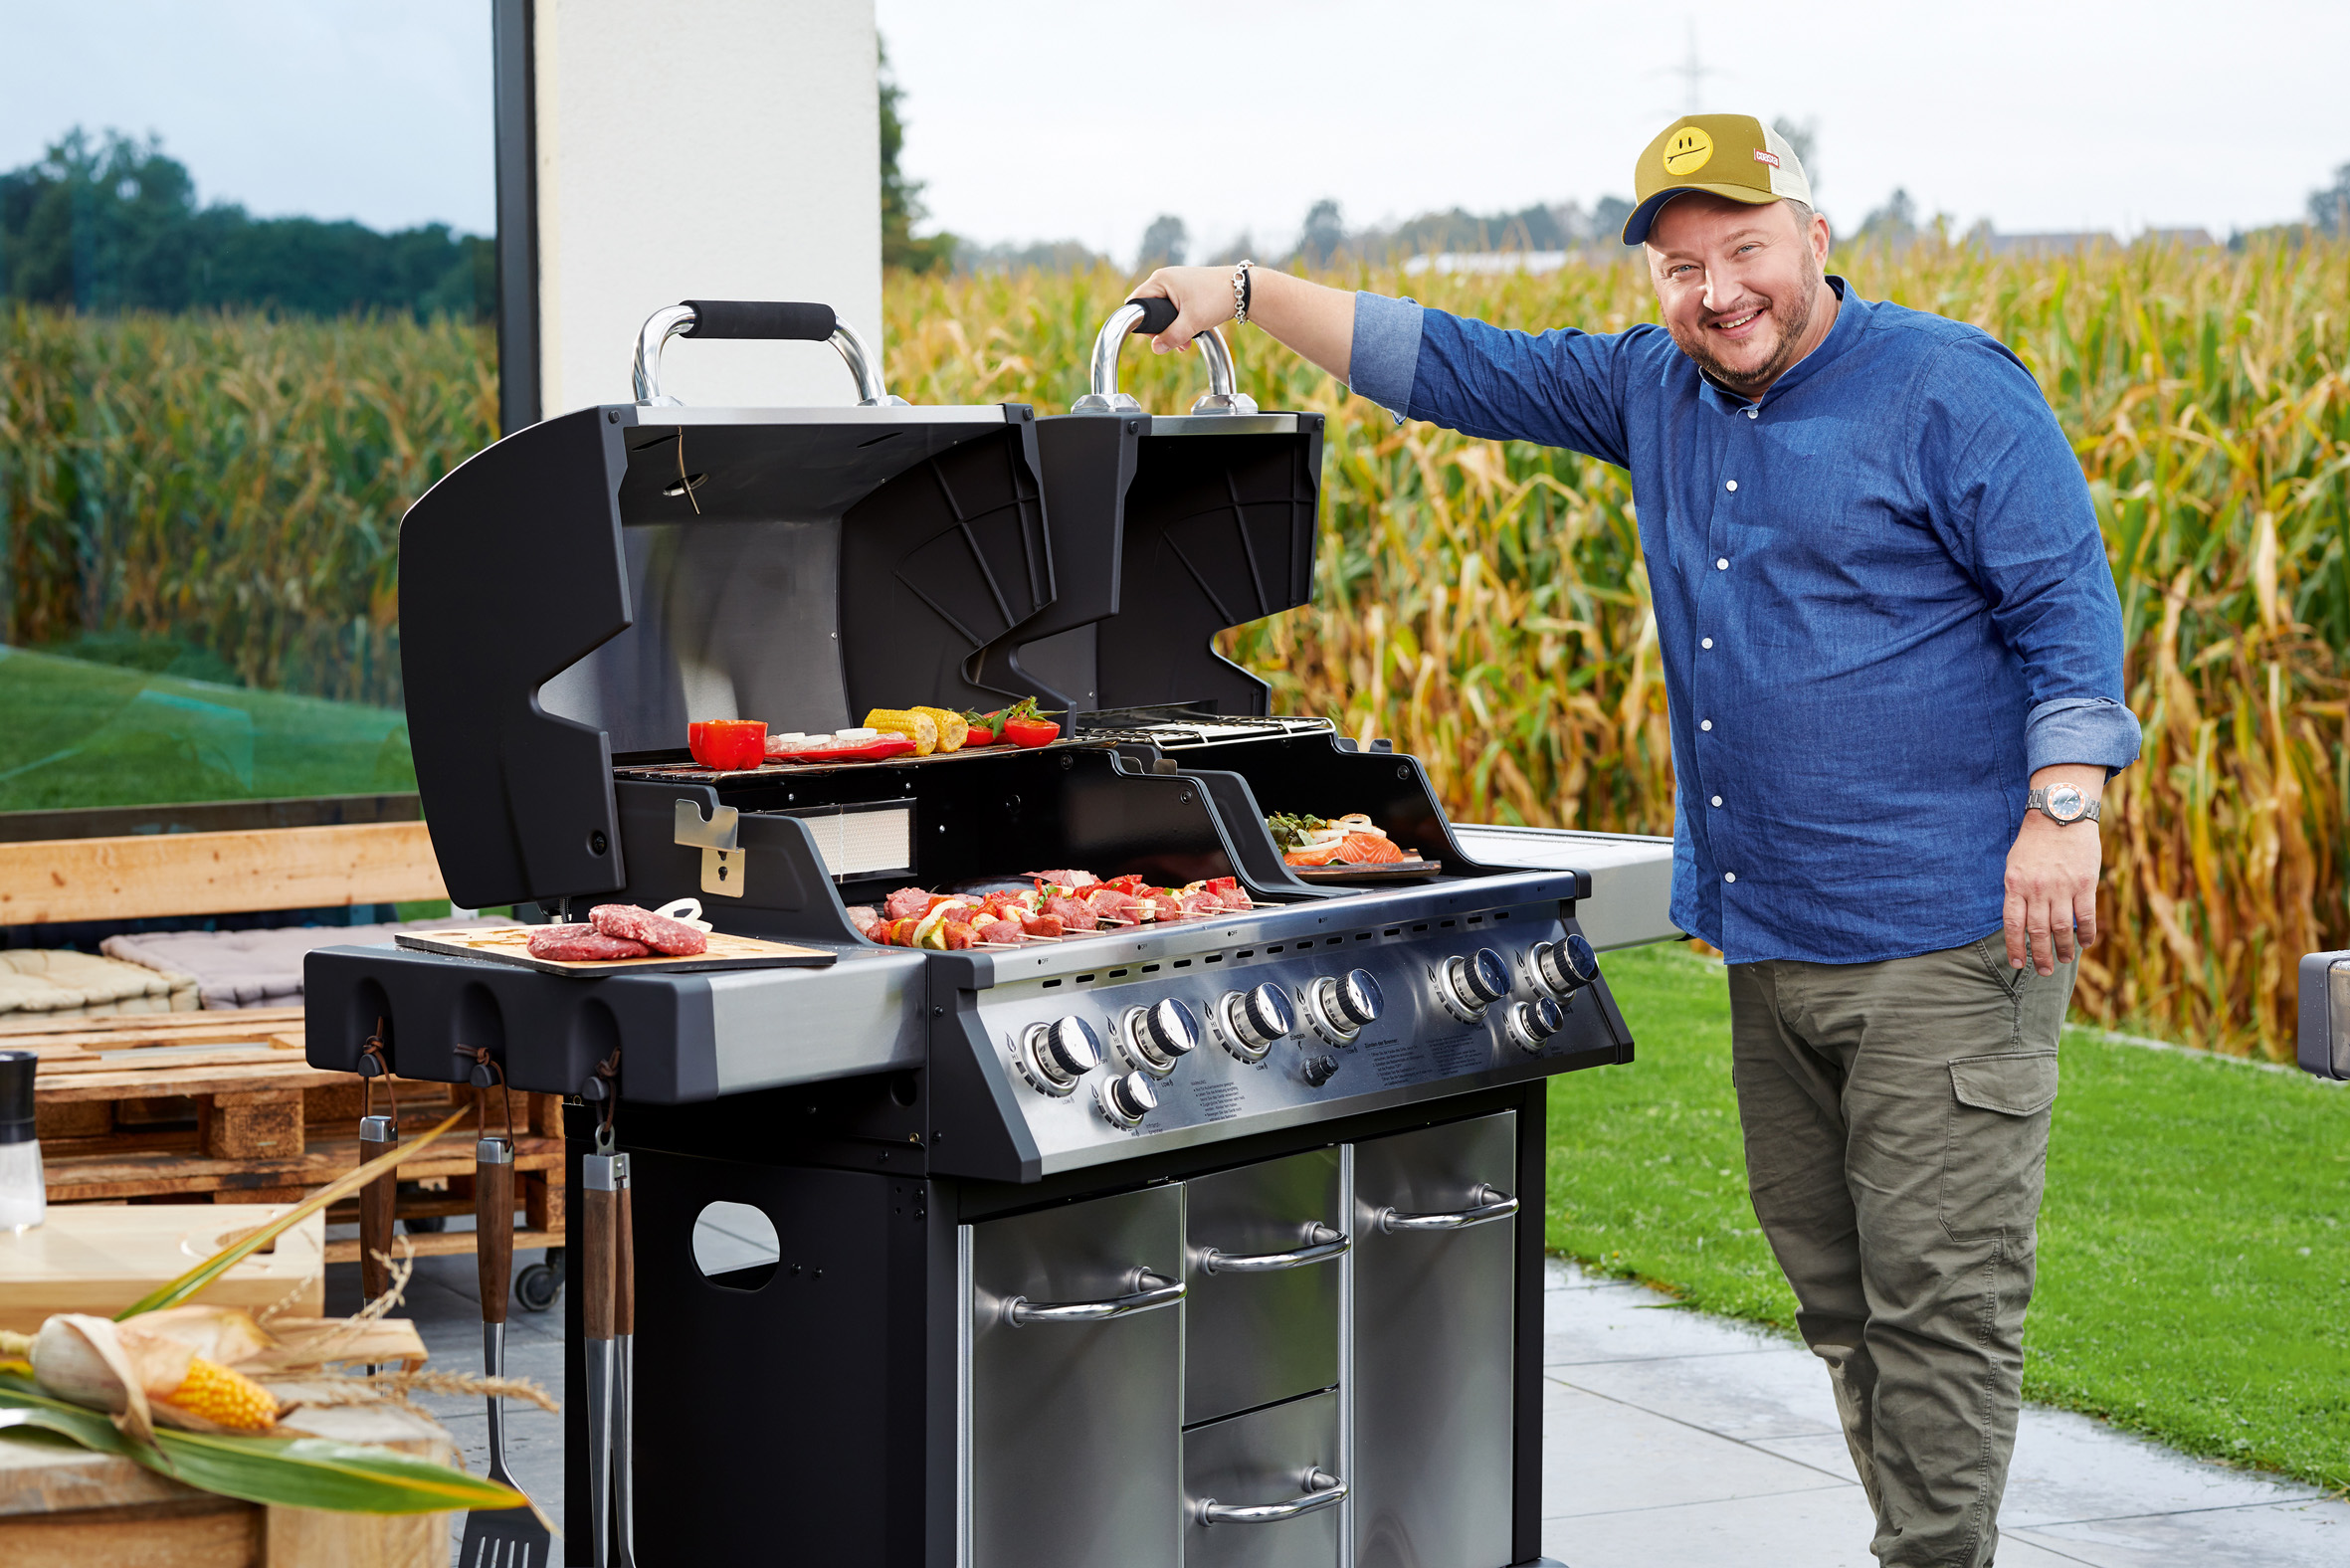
[1349,279,2142,965]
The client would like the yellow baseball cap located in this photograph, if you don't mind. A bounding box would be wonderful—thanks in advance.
[1622,114,1814,245]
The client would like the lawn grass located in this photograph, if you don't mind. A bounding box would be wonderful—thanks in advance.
[0,644,415,813]
[1552,940,2350,1491]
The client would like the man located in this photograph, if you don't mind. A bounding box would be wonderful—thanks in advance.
[1136,114,2140,1568]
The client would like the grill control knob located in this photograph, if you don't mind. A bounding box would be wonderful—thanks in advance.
[1021,1016,1101,1092]
[1504,995,1567,1053]
[1531,934,1599,998]
[1301,1054,1341,1088]
[1217,984,1295,1063]
[1306,968,1384,1043]
[1097,1069,1159,1126]
[1439,947,1513,1020]
[1119,998,1201,1077]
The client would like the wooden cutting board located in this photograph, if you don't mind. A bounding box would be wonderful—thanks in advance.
[0,1203,325,1331]
[393,923,835,976]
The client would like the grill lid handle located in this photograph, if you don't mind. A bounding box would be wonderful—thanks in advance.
[632,300,904,408]
[1073,298,1257,417]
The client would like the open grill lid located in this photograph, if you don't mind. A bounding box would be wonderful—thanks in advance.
[397,299,1329,911]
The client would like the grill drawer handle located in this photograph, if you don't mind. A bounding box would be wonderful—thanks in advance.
[1073,298,1256,417]
[1199,1224,1350,1275]
[1377,1184,1519,1234]
[1197,1469,1347,1525]
[1003,1270,1184,1327]
[632,299,903,408]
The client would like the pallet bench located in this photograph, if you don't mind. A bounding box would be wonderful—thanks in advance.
[2,815,566,1286]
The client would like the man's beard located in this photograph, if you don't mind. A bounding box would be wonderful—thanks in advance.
[1670,265,1821,395]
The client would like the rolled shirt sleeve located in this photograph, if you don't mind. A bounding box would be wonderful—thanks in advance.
[1347,292,1425,416]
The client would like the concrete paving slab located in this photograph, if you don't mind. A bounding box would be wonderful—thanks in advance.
[1544,1284,1791,1366]
[1557,1344,1844,1442]
[1537,1485,2128,1568]
[2007,1500,2350,1567]
[1542,1381,1854,1519]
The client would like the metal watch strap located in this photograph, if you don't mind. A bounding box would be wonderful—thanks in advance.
[1232,260,1254,323]
[2027,787,2100,824]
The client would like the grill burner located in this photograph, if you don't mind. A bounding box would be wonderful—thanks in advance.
[305,298,1665,1568]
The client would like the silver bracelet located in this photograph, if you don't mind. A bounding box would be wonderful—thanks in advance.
[1232,259,1254,324]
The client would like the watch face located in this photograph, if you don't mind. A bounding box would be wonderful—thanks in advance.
[2046,783,2086,822]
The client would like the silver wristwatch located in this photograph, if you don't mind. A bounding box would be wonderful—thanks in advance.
[2028,783,2101,825]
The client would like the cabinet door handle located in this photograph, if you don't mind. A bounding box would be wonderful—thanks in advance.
[1003,1270,1184,1326]
[1199,1225,1350,1274]
[1378,1184,1518,1234]
[1197,1468,1347,1525]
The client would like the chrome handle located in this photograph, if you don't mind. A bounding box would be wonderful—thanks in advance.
[1200,1224,1349,1274]
[1003,1269,1184,1326]
[1197,1468,1346,1525]
[1378,1184,1519,1233]
[632,304,902,407]
[1074,300,1257,416]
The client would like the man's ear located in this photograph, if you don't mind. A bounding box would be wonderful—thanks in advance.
[1811,214,1833,267]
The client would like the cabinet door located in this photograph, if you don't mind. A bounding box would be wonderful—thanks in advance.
[1350,1111,1517,1568]
[966,1181,1184,1568]
[1183,1148,1343,1425]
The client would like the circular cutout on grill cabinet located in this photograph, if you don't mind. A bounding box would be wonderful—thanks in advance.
[691,1201,780,1290]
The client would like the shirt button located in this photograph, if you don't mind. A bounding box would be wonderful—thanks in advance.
[1725,480,1738,491]
[1701,637,1714,649]
[1699,719,1713,731]
[1745,407,1758,419]
[1715,557,1728,570]
[1710,795,1723,806]
[1724,872,1737,883]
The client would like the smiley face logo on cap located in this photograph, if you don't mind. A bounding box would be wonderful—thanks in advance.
[1663,125,1714,176]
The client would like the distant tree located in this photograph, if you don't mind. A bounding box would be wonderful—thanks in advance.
[954,238,1108,275]
[1857,188,1919,244]
[880,41,955,274]
[2310,162,2350,236]
[0,127,488,316]
[1137,214,1188,269]
[1205,232,1258,267]
[1293,199,1346,269]
[1771,115,1819,190]
[1591,195,1635,244]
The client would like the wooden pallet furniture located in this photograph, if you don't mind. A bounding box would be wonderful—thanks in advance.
[11,1010,565,1262]
[1,816,565,1278]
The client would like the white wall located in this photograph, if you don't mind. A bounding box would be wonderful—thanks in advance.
[533,0,881,414]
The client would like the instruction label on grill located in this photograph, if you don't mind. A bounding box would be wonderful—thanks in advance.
[1371,1034,1484,1086]
[1192,1082,1244,1122]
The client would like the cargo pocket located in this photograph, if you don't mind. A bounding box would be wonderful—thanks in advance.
[1939,1051,2058,1244]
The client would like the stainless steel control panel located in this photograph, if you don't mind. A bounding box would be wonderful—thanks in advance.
[969,900,1606,1172]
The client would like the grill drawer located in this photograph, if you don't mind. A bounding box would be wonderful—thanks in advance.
[1182,1148,1344,1425]
[1182,1390,1343,1568]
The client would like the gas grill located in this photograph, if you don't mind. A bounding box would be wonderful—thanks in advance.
[307,298,1672,1568]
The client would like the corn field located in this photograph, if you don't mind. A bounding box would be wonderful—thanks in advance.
[0,305,495,705]
[2,240,2344,1057]
[889,241,2350,1059]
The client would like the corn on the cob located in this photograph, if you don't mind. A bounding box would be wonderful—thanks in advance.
[162,1355,279,1432]
[863,708,939,756]
[910,705,969,752]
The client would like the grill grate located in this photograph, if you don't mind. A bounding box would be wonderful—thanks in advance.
[1074,706,1335,748]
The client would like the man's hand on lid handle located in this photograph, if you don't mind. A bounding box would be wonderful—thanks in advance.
[1130,266,1358,384]
[2004,762,2105,976]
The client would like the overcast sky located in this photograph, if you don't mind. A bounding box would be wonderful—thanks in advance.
[879,0,2350,261]
[3,2,2344,261]
[0,0,493,233]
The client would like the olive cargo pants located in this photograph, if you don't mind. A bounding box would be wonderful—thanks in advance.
[1729,937,2073,1568]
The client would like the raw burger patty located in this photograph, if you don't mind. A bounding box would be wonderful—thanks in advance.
[589,904,708,955]
[528,924,652,961]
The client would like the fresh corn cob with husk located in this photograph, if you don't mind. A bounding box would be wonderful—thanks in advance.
[29,1313,278,1433]
[910,705,969,752]
[863,708,939,755]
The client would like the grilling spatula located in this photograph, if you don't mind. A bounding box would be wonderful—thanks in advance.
[458,1132,551,1567]
[582,1145,621,1568]
[613,1154,639,1568]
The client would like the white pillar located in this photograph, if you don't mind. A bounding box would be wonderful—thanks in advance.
[531,0,881,415]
